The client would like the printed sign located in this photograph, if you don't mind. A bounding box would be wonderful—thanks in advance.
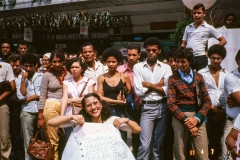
[80,20,88,35]
[208,29,240,72]
[24,28,33,42]
[62,123,135,160]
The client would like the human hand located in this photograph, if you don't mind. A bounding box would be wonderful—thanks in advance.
[21,72,28,80]
[37,119,45,128]
[227,97,238,108]
[72,115,85,125]
[157,78,164,87]
[184,117,198,129]
[230,148,240,159]
[189,126,198,137]
[115,99,126,105]
[113,118,129,128]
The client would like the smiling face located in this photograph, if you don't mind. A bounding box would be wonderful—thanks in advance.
[84,96,102,119]
[176,58,190,73]
[209,53,223,69]
[70,61,82,77]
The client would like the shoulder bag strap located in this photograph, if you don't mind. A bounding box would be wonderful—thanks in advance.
[79,78,90,98]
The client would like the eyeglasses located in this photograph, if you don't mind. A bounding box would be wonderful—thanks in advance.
[42,59,49,62]
[85,100,100,108]
[23,64,34,68]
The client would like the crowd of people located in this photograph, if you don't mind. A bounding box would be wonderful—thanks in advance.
[0,3,240,160]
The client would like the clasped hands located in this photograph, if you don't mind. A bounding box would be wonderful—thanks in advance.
[184,117,199,137]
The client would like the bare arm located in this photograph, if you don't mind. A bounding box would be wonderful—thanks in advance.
[181,40,187,47]
[123,74,133,94]
[218,36,227,46]
[226,128,240,158]
[48,115,84,127]
[142,78,165,96]
[61,84,69,116]
[113,118,141,133]
[97,76,125,105]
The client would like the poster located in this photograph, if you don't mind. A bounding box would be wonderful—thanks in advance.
[62,123,135,160]
[208,29,240,72]
[80,20,88,35]
[24,28,33,42]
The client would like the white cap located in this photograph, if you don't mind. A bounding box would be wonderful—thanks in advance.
[43,53,51,59]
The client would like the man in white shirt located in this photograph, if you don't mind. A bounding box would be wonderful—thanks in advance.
[181,3,226,71]
[81,42,105,91]
[199,44,228,160]
[222,49,240,159]
[0,61,15,159]
[134,37,172,160]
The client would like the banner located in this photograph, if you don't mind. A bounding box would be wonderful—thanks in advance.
[80,20,88,35]
[24,28,33,42]
[208,29,240,72]
[62,123,135,160]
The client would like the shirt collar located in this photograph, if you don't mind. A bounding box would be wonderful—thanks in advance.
[189,21,208,28]
[87,61,100,70]
[68,76,88,84]
[200,65,226,73]
[143,59,162,68]
[232,68,240,76]
[178,68,193,78]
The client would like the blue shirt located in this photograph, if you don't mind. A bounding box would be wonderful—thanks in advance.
[16,72,42,113]
[178,69,194,84]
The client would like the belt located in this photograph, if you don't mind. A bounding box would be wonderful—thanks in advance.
[142,97,167,104]
[227,116,234,121]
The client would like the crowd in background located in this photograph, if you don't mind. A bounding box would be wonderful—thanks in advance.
[1,3,240,160]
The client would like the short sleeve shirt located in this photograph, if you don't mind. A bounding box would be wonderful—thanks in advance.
[182,21,222,56]
[0,62,15,82]
[224,69,240,118]
[233,113,240,131]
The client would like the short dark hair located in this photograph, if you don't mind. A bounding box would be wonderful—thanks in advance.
[81,42,96,53]
[193,3,206,12]
[50,48,65,63]
[208,44,226,59]
[102,47,123,63]
[20,53,39,65]
[127,44,141,54]
[17,40,29,48]
[224,13,237,21]
[67,57,87,76]
[81,93,112,122]
[7,54,21,63]
[235,49,240,62]
[175,47,194,64]
[143,37,163,50]
[166,48,178,61]
[1,40,13,51]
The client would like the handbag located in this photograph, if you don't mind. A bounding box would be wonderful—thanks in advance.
[71,78,89,115]
[27,128,54,160]
[122,89,137,120]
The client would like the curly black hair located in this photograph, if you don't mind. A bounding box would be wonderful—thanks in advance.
[143,37,163,50]
[81,93,112,122]
[20,53,39,65]
[67,57,87,76]
[166,47,178,61]
[102,47,123,63]
[175,47,194,64]
[208,44,226,60]
[7,54,21,63]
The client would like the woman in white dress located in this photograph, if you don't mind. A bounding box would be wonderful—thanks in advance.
[48,93,141,160]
